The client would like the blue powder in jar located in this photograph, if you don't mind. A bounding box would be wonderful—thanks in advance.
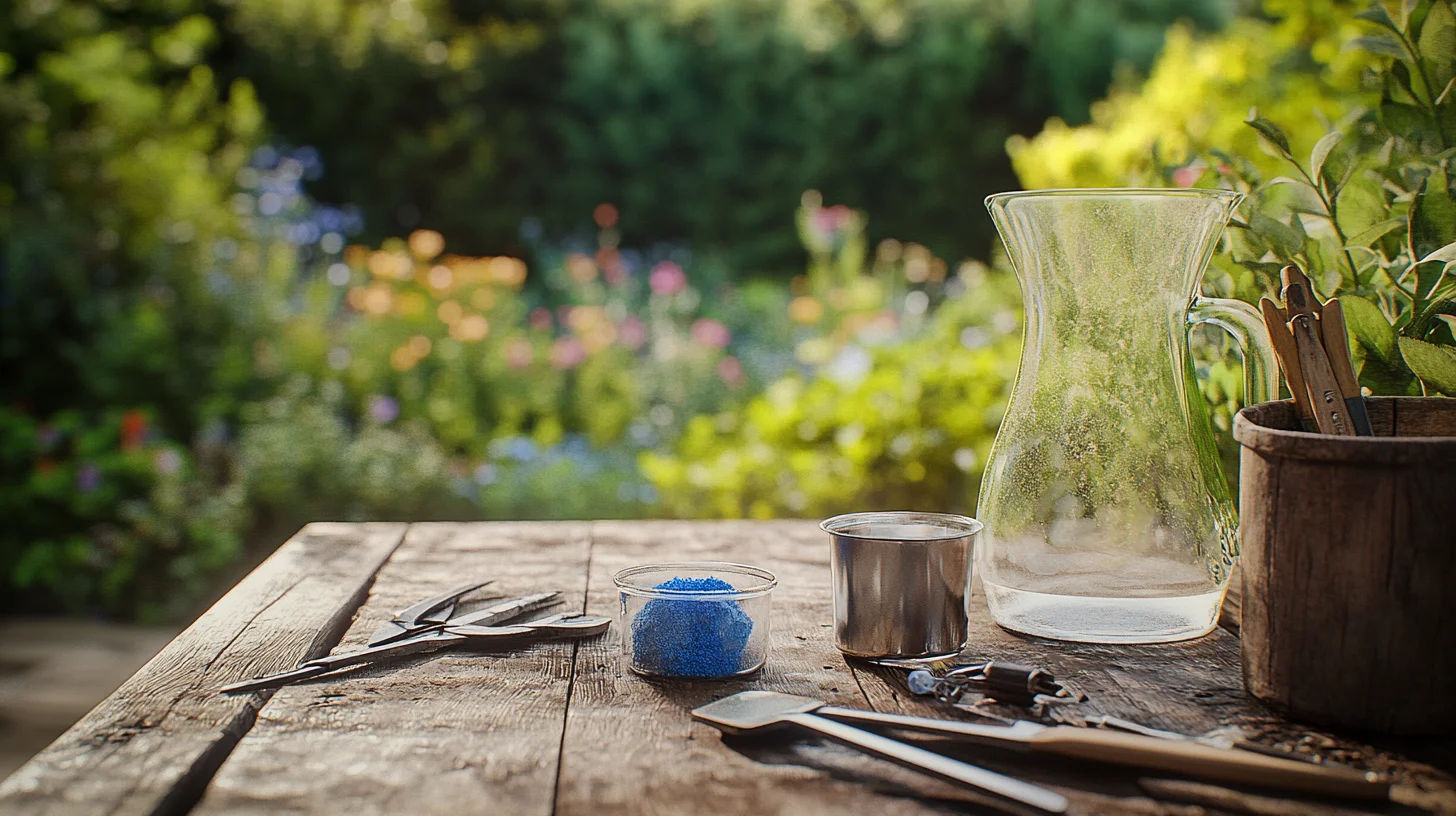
[630,576,754,678]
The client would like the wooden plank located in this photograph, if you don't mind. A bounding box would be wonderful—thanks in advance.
[192,521,592,816]
[556,520,1015,816]
[851,581,1456,815]
[0,522,406,816]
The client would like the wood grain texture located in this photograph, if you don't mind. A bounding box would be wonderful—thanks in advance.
[852,582,1456,815]
[192,522,592,816]
[554,520,996,816]
[1235,398,1456,736]
[8,520,1455,815]
[0,522,406,816]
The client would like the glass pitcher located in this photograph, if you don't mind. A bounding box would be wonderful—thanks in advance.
[978,189,1276,644]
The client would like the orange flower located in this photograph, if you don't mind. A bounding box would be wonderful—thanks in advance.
[120,410,147,451]
[408,229,445,261]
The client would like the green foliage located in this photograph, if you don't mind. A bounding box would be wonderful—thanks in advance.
[0,407,244,622]
[642,206,1024,518]
[1,0,267,618]
[1221,2,1456,396]
[221,0,1227,271]
[1009,0,1456,398]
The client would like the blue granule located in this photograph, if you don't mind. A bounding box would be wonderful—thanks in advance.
[631,576,753,678]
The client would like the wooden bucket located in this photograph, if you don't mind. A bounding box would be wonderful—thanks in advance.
[1233,397,1456,735]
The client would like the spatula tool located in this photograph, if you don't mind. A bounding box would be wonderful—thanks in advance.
[692,691,1069,813]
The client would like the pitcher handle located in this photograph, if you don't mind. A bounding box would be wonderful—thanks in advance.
[1187,297,1278,407]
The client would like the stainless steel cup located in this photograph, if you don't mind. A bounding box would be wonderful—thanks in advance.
[822,511,982,658]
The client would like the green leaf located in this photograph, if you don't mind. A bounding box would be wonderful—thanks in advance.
[1380,98,1431,138]
[1413,259,1451,312]
[1350,34,1410,60]
[1341,295,1400,366]
[1417,0,1456,91]
[1348,218,1406,246]
[1250,213,1305,259]
[1424,240,1456,263]
[1356,3,1402,32]
[1399,337,1456,395]
[1336,176,1391,238]
[1388,61,1423,105]
[1432,73,1456,104]
[1409,169,1456,261]
[1310,132,1342,186]
[1245,117,1292,159]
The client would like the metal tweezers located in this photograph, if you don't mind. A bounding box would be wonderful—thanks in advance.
[219,583,609,694]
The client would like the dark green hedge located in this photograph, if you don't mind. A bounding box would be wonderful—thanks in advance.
[222,0,1229,273]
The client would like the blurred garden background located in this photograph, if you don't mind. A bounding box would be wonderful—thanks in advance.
[4,0,1454,646]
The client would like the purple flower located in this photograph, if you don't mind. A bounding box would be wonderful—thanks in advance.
[368,396,400,424]
[36,424,61,451]
[76,463,102,493]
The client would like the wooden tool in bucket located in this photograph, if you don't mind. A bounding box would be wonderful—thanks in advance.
[1238,266,1456,735]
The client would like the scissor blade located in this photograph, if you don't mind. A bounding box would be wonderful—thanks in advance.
[367,581,493,645]
[396,580,493,625]
[219,664,328,694]
[445,592,562,627]
[446,614,610,640]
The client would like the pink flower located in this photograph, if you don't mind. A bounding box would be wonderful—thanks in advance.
[691,318,731,349]
[550,337,586,369]
[618,317,646,350]
[1172,164,1203,188]
[717,356,744,386]
[603,262,627,286]
[811,204,853,239]
[649,261,687,295]
[505,338,533,370]
[529,307,553,331]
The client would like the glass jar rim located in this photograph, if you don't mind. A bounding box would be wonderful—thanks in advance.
[985,187,1242,206]
[613,561,777,599]
[820,511,983,542]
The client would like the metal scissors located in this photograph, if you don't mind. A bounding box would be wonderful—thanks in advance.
[219,591,608,694]
[367,580,495,646]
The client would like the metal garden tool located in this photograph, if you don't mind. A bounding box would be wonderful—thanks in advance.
[219,592,606,694]
[692,690,1070,814]
[812,704,1390,801]
[368,580,494,645]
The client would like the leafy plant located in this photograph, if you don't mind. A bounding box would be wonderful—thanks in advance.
[1227,0,1456,395]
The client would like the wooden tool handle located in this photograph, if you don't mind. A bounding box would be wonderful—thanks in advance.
[1029,728,1388,800]
[1281,266,1322,320]
[1259,297,1316,429]
[1290,314,1356,436]
[1317,299,1374,435]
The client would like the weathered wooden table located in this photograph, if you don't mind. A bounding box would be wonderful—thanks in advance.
[3,521,1453,815]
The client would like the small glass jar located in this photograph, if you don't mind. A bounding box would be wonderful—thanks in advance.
[614,562,776,679]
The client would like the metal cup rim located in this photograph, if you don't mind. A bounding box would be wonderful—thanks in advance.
[820,511,983,542]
